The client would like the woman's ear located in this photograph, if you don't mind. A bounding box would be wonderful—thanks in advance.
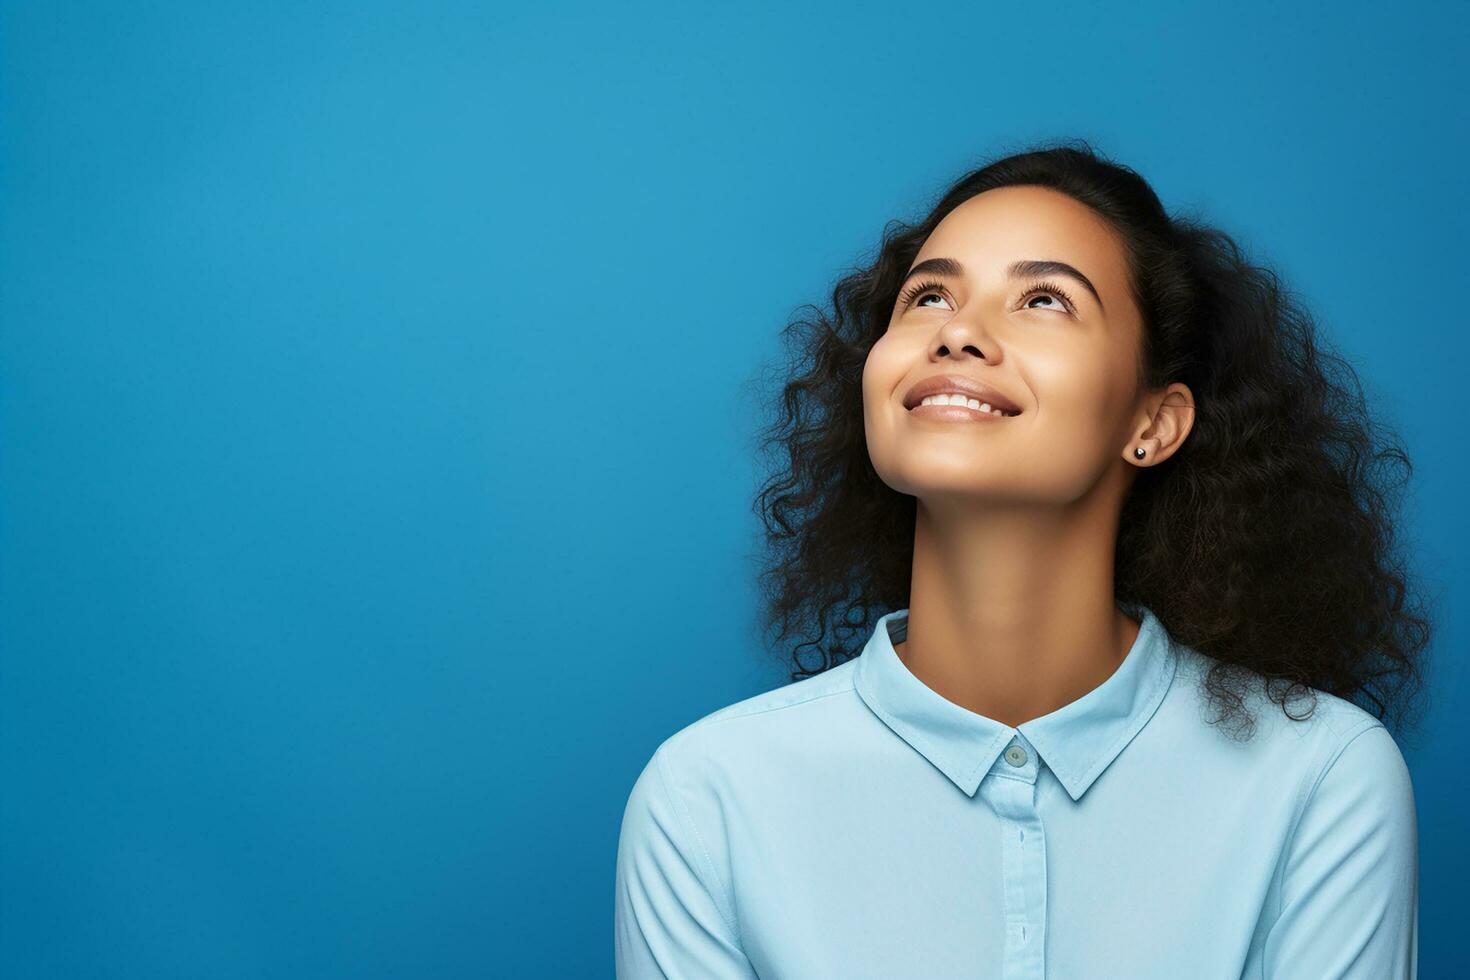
[1125,382,1195,465]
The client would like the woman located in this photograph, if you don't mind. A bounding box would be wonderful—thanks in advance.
[614,143,1431,978]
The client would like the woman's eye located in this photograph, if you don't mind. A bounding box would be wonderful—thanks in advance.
[1020,283,1076,314]
[901,280,1072,315]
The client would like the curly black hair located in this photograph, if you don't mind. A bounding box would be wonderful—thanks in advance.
[744,139,1437,745]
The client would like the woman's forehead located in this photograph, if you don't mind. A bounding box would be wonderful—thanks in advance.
[918,186,1135,315]
[925,188,1124,268]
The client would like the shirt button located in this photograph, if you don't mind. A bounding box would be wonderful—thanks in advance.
[1004,744,1027,767]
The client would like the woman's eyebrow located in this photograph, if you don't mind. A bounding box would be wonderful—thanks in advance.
[900,256,1105,313]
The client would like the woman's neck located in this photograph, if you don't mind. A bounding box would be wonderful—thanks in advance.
[895,500,1139,728]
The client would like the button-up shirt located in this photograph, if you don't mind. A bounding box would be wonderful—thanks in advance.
[614,604,1419,978]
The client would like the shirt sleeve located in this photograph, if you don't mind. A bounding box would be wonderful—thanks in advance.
[614,743,759,979]
[1263,722,1419,978]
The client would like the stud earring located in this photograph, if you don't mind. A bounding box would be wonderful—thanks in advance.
[1134,447,1147,459]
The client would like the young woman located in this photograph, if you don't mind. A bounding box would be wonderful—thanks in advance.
[614,143,1431,979]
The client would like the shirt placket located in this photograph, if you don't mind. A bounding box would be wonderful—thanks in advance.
[982,735,1047,980]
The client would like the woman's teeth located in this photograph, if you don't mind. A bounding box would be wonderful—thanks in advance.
[918,393,1018,417]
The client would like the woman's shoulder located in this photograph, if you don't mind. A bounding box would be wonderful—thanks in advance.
[1166,642,1405,780]
[652,659,863,774]
[618,661,866,878]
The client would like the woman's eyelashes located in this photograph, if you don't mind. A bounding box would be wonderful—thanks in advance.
[1020,280,1077,313]
[896,278,951,309]
[897,278,1078,316]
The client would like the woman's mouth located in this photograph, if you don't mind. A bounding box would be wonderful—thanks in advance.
[907,393,1020,420]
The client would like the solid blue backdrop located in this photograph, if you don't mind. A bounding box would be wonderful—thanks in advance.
[2,1,1464,976]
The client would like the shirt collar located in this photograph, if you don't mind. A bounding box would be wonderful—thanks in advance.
[853,603,1179,801]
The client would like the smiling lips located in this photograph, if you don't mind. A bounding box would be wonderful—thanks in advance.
[901,372,1024,421]
[909,393,1019,420]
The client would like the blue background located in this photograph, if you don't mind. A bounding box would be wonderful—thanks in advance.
[3,2,1464,976]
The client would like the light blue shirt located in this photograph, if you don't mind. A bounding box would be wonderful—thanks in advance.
[614,604,1418,978]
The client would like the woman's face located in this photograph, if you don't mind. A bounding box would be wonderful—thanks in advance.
[862,185,1154,506]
